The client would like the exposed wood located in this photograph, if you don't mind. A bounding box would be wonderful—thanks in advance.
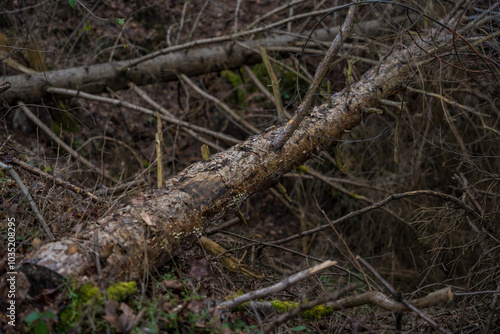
[330,287,454,312]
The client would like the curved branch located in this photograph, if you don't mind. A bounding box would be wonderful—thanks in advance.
[329,287,453,312]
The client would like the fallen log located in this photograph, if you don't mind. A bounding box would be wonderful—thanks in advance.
[0,16,408,105]
[13,36,427,298]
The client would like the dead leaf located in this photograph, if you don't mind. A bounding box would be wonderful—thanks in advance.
[188,257,214,280]
[31,237,42,249]
[185,299,204,313]
[103,301,143,333]
[160,279,185,291]
[162,301,175,312]
[65,244,80,255]
[140,212,154,226]
[72,222,83,234]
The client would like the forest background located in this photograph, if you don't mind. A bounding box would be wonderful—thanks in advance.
[0,0,499,333]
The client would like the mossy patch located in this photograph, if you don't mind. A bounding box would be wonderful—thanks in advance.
[106,281,138,301]
[57,281,137,331]
[270,300,334,321]
[78,283,102,304]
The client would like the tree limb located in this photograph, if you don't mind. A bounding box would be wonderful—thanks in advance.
[0,16,409,105]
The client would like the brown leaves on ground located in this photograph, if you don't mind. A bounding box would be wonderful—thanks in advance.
[104,301,144,334]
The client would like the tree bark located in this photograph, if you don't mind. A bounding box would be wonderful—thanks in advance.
[0,17,406,105]
[11,37,429,298]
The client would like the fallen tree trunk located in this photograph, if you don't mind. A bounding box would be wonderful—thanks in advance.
[0,16,405,105]
[14,35,432,297]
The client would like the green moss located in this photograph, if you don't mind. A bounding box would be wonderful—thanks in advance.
[106,281,137,301]
[296,165,309,173]
[79,283,102,304]
[58,281,136,331]
[270,300,334,321]
[270,300,297,313]
[58,307,78,329]
[301,305,333,321]
[57,282,103,330]
[222,69,244,88]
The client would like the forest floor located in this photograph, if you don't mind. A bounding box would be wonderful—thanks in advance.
[1,0,499,333]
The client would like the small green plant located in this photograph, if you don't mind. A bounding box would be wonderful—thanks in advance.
[292,325,311,332]
[24,310,56,334]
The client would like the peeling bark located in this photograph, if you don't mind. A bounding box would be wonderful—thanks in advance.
[12,39,423,296]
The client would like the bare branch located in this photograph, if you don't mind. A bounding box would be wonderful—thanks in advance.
[271,0,361,151]
[0,161,54,240]
[217,260,337,310]
[357,256,452,334]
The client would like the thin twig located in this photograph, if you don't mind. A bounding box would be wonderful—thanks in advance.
[93,178,146,197]
[246,0,307,29]
[0,81,11,93]
[122,4,348,70]
[17,101,117,184]
[77,135,143,169]
[179,73,260,135]
[0,161,54,240]
[204,217,241,235]
[357,256,452,334]
[155,112,163,188]
[233,39,313,84]
[270,190,479,246]
[188,0,211,41]
[12,157,99,202]
[48,86,239,145]
[216,229,371,287]
[94,231,111,334]
[129,83,226,152]
[315,199,373,291]
[271,0,360,151]
[305,166,414,228]
[233,0,242,33]
[242,65,275,101]
[453,173,484,216]
[258,44,286,121]
[175,1,189,45]
[217,260,337,310]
